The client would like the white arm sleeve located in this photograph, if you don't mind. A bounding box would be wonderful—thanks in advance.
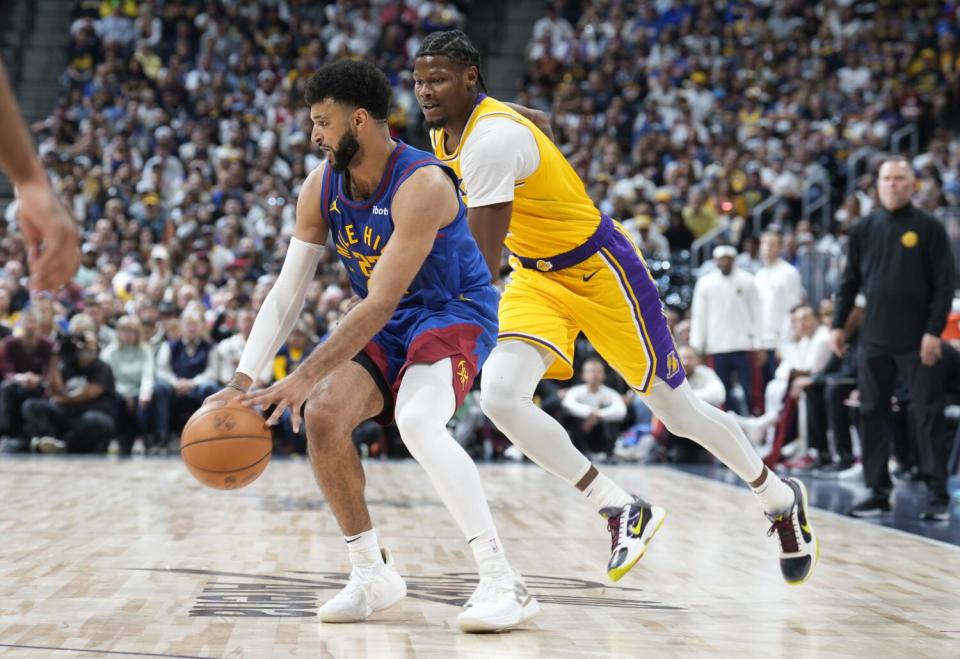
[236,237,324,381]
[460,117,540,207]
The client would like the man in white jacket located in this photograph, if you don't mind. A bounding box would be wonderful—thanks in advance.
[562,358,627,458]
[754,231,805,381]
[690,245,761,414]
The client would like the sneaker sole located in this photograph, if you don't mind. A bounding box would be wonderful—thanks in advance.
[785,478,818,587]
[848,508,889,518]
[457,597,540,633]
[607,506,667,583]
[921,513,950,522]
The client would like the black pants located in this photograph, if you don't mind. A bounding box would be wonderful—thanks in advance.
[21,399,116,452]
[0,382,44,437]
[858,347,948,499]
[567,419,617,455]
[806,377,856,462]
[711,351,753,415]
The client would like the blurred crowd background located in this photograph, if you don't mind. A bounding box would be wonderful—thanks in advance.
[0,0,958,484]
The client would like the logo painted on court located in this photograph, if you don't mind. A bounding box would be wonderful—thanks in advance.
[133,568,684,616]
[212,413,236,432]
[456,360,470,388]
[901,230,918,248]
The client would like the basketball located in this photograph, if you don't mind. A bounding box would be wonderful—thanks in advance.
[180,401,272,490]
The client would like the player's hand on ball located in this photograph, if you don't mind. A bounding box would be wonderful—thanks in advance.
[239,372,313,433]
[205,386,243,407]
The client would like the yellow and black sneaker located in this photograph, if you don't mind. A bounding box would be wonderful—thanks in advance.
[600,496,666,582]
[766,477,819,585]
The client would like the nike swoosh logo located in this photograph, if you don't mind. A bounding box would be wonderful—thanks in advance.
[583,269,600,282]
[629,509,644,536]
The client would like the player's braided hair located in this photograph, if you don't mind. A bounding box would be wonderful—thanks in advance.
[415,30,488,93]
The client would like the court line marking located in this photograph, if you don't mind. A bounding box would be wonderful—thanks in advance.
[0,644,210,659]
[664,466,960,553]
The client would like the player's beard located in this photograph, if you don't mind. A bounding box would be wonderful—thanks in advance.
[422,114,448,130]
[331,129,360,172]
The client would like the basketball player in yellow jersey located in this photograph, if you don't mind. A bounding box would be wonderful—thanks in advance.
[414,31,819,585]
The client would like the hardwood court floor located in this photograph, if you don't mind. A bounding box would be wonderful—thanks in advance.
[1,457,958,658]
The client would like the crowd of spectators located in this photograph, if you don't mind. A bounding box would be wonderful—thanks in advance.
[0,0,958,490]
[511,0,960,479]
[0,0,467,454]
[520,0,960,268]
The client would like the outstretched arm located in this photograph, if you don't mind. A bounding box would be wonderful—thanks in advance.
[217,164,329,397]
[0,60,80,291]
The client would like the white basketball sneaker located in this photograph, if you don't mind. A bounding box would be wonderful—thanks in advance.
[318,548,407,623]
[456,569,540,633]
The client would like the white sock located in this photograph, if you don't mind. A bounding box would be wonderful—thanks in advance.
[751,470,796,516]
[583,472,634,512]
[345,529,384,566]
[468,527,511,578]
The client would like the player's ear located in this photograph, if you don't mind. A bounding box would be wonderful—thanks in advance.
[351,107,365,130]
[463,65,478,90]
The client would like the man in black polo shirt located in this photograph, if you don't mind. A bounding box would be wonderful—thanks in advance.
[832,156,956,521]
[22,329,117,453]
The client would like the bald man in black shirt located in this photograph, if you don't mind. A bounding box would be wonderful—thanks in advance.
[832,156,956,521]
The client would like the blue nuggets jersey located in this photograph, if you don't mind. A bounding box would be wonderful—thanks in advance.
[318,140,492,309]
[316,140,500,424]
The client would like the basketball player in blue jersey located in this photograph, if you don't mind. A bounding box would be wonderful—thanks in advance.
[207,60,538,632]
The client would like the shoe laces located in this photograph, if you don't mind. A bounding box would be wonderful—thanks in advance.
[465,575,499,607]
[766,512,800,553]
[606,506,630,552]
[466,572,523,607]
[338,563,379,600]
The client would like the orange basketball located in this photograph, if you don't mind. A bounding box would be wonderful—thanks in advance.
[180,401,272,490]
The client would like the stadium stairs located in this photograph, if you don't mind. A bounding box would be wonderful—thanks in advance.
[467,0,546,101]
[0,0,72,202]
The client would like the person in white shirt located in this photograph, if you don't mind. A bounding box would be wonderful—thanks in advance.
[733,305,832,446]
[754,231,805,381]
[562,358,627,459]
[690,245,762,414]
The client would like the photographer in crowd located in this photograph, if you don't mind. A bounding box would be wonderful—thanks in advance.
[21,319,117,453]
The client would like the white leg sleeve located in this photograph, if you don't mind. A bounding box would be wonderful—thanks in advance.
[394,359,498,541]
[480,341,592,485]
[643,378,765,482]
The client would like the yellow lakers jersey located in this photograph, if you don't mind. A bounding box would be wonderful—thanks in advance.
[430,96,602,258]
